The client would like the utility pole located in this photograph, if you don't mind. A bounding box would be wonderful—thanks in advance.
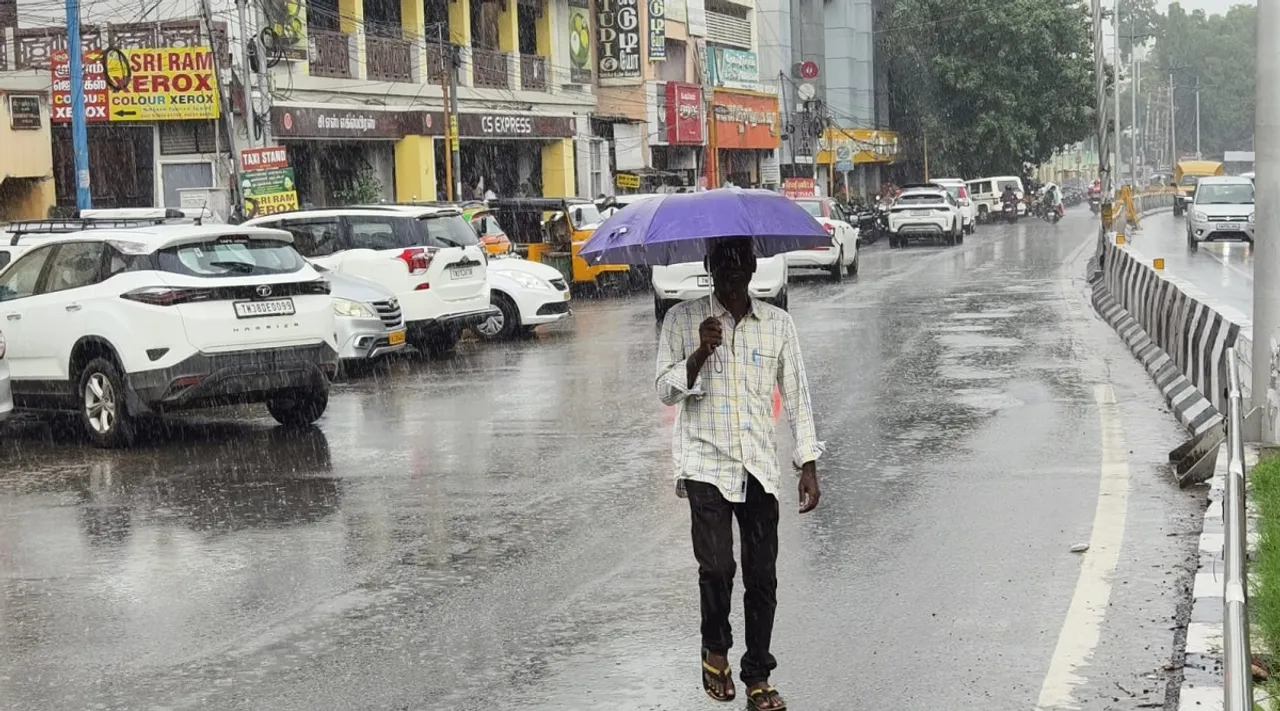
[1194,76,1202,160]
[1253,0,1280,442]
[201,0,246,219]
[1170,72,1177,164]
[1112,0,1121,188]
[1094,0,1111,227]
[1131,24,1140,186]
[236,0,257,147]
[66,0,91,210]
[437,25,454,200]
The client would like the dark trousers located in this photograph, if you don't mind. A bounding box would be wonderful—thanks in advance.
[686,475,780,686]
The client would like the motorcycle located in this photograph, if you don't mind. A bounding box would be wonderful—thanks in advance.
[1041,203,1064,224]
[1002,201,1019,224]
[1088,195,1101,215]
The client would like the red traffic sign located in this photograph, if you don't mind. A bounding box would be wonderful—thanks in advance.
[800,61,820,80]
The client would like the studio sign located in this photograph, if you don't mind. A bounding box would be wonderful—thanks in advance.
[480,115,533,135]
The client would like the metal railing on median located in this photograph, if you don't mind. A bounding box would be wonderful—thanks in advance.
[1225,347,1253,711]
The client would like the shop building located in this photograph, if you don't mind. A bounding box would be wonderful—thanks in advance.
[708,87,780,188]
[815,127,899,200]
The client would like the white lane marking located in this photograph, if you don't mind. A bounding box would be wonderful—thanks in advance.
[1199,245,1254,282]
[1034,384,1131,710]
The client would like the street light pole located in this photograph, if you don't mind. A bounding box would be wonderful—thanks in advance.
[1253,0,1280,440]
[1169,72,1177,165]
[1093,0,1111,228]
[1195,76,1202,160]
[1112,0,1121,187]
[66,0,92,210]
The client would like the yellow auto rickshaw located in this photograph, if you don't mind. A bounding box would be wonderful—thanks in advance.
[487,198,632,290]
[1173,160,1225,217]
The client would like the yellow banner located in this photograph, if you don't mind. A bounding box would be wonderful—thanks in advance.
[817,128,900,165]
[616,173,641,189]
[107,48,221,122]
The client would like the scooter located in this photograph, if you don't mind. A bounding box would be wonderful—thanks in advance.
[1002,202,1019,224]
[1088,195,1101,215]
[1042,204,1064,224]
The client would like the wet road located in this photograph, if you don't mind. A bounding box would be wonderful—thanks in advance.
[0,209,1204,711]
[1135,211,1254,317]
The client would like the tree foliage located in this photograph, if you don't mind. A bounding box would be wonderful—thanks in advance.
[882,0,1098,178]
[1147,2,1255,161]
[1118,0,1160,62]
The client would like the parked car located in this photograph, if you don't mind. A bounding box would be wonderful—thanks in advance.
[787,197,860,280]
[244,206,497,357]
[473,256,572,340]
[601,194,788,320]
[931,178,976,234]
[0,329,11,424]
[313,266,407,370]
[1185,176,1255,249]
[966,176,1026,221]
[0,225,338,446]
[887,185,964,247]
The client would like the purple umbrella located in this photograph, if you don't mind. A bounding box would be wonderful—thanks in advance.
[579,188,832,266]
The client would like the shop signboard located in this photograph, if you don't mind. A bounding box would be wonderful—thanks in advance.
[51,47,221,123]
[597,0,642,80]
[648,0,666,60]
[567,0,593,84]
[263,0,308,61]
[709,48,759,90]
[835,144,854,172]
[817,128,901,165]
[240,146,299,217]
[711,90,779,151]
[665,82,704,145]
[271,106,432,139]
[458,112,576,138]
[8,95,42,130]
[782,178,817,198]
[616,173,641,190]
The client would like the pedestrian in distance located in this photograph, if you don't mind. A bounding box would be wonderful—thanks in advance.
[655,237,823,711]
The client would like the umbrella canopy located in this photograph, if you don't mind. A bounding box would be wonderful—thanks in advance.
[579,188,832,266]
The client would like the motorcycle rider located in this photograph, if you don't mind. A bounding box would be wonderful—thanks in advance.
[1041,182,1065,218]
[1000,184,1020,212]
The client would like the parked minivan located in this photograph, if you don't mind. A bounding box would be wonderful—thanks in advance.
[966,176,1026,221]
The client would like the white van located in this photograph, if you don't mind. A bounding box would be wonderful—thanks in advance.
[965,176,1026,221]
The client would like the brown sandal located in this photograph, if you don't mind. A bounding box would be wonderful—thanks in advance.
[747,685,786,710]
[700,648,736,702]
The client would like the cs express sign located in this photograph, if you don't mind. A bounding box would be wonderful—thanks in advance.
[51,47,221,123]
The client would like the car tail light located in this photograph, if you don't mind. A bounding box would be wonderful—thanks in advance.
[121,286,213,306]
[960,186,969,200]
[397,248,433,275]
[824,223,835,235]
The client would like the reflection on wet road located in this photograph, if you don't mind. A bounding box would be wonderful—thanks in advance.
[1138,212,1254,316]
[0,210,1203,711]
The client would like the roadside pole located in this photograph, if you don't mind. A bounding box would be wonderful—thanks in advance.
[438,26,454,200]
[447,44,461,202]
[1131,51,1140,186]
[1253,0,1280,441]
[1169,73,1176,164]
[1094,0,1111,230]
[237,0,257,147]
[201,0,246,218]
[66,0,92,210]
[1194,77,1202,160]
[1112,0,1121,189]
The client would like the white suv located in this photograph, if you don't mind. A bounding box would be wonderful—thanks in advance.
[887,186,964,248]
[245,206,496,356]
[0,225,338,447]
[788,197,860,280]
[931,179,976,234]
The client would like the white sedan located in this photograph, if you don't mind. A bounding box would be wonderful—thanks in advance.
[652,257,788,321]
[786,197,859,281]
[474,257,572,340]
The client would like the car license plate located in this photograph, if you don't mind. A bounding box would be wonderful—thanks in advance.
[234,298,295,318]
[450,267,474,279]
[1217,223,1242,231]
[388,329,406,346]
[910,209,930,217]
[696,275,711,287]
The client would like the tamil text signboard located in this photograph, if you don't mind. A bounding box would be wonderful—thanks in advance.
[52,47,220,123]
[648,0,666,60]
[597,0,641,80]
[241,146,299,217]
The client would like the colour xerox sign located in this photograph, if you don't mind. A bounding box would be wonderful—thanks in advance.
[51,47,221,123]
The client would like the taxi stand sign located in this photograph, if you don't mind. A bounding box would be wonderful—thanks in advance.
[51,47,221,123]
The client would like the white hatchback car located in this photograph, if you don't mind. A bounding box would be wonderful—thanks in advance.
[931,179,976,234]
[0,225,338,446]
[474,256,572,340]
[887,185,964,248]
[787,197,860,280]
[245,206,497,356]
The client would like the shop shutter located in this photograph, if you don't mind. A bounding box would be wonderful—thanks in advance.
[706,11,751,49]
[159,121,219,155]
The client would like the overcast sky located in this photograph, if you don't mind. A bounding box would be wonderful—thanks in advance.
[1161,0,1254,15]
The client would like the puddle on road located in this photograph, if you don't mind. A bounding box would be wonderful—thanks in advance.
[938,364,1005,381]
[938,324,996,333]
[951,311,1017,320]
[938,333,1024,350]
[951,388,1026,411]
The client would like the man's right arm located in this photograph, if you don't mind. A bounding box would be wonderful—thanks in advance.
[656,308,706,406]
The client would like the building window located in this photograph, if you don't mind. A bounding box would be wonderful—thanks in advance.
[658,40,687,82]
[159,121,219,155]
[655,87,668,142]
[590,141,605,197]
[705,2,751,50]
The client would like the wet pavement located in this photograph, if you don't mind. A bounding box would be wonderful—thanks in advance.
[0,208,1205,711]
[1134,212,1254,317]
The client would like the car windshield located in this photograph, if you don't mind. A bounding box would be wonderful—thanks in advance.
[1180,175,1201,186]
[795,201,825,217]
[937,185,961,200]
[897,193,945,204]
[1195,184,1254,205]
[156,237,306,277]
[569,204,602,228]
[416,214,480,248]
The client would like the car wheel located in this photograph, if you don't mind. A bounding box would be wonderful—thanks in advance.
[956,231,964,245]
[1187,232,1198,250]
[472,293,521,341]
[417,328,460,358]
[847,249,859,276]
[79,356,134,448]
[771,289,789,311]
[267,387,329,427]
[654,295,674,322]
[829,248,844,281]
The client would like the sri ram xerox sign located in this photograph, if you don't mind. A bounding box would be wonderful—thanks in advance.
[51,47,221,123]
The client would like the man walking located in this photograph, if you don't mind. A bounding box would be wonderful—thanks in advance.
[655,238,823,711]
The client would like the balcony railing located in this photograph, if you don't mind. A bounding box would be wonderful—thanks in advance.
[425,43,450,85]
[2,20,227,71]
[366,35,413,82]
[309,29,352,79]
[472,48,508,89]
[520,54,546,91]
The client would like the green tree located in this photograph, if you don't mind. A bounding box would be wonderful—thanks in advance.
[1118,0,1160,62]
[882,0,1098,178]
